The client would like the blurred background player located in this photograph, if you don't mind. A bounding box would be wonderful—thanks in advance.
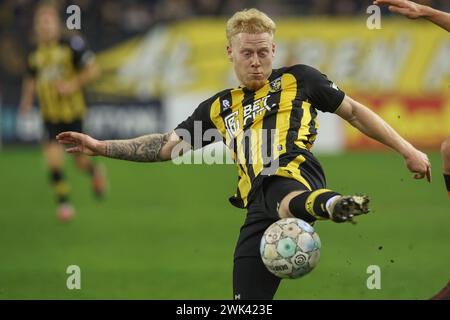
[374,0,450,198]
[19,2,105,221]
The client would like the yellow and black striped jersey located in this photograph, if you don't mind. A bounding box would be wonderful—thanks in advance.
[175,64,345,208]
[27,35,94,123]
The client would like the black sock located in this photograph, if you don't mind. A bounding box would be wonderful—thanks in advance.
[50,169,69,204]
[289,189,341,222]
[444,174,450,198]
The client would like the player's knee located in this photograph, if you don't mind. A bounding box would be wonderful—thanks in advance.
[45,144,64,169]
[278,191,305,219]
[278,199,292,218]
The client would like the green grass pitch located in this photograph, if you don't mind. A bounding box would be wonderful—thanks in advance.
[0,147,448,299]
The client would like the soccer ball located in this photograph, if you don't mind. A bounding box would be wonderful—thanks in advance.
[260,218,321,279]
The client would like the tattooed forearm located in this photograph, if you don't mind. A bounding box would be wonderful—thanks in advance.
[105,133,170,162]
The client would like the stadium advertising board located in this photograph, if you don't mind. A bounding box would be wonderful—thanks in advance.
[92,19,449,150]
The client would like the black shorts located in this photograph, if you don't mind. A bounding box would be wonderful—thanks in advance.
[43,120,83,142]
[234,150,326,260]
[232,150,326,299]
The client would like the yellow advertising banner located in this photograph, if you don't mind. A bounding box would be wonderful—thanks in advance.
[166,18,450,94]
[94,18,450,148]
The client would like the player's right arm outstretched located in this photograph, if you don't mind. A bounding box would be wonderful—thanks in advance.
[56,131,187,162]
[374,0,450,32]
[57,93,218,162]
[336,95,431,182]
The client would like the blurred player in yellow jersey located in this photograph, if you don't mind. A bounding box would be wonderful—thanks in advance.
[19,3,105,221]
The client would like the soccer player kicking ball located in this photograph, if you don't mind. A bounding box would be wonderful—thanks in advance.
[373,1,450,199]
[57,9,430,299]
[19,3,106,221]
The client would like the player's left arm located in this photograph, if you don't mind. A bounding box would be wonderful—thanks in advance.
[56,35,100,96]
[74,59,100,89]
[335,95,431,182]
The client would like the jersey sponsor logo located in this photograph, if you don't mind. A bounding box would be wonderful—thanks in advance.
[40,65,64,81]
[243,95,275,127]
[224,94,278,137]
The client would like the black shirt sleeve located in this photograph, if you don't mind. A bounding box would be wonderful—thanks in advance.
[174,94,220,150]
[67,35,95,70]
[295,64,345,113]
[26,51,37,77]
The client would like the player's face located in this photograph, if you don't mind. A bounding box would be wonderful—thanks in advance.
[227,32,275,91]
[34,8,60,43]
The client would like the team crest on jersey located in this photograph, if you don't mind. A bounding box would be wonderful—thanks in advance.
[224,111,240,137]
[269,77,282,93]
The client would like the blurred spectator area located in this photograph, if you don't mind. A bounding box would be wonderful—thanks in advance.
[0,0,449,104]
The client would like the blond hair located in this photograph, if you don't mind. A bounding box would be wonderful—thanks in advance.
[226,8,276,42]
[35,0,59,15]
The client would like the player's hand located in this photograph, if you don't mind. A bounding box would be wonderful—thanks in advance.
[403,148,432,182]
[55,79,80,96]
[373,0,425,19]
[56,131,106,156]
